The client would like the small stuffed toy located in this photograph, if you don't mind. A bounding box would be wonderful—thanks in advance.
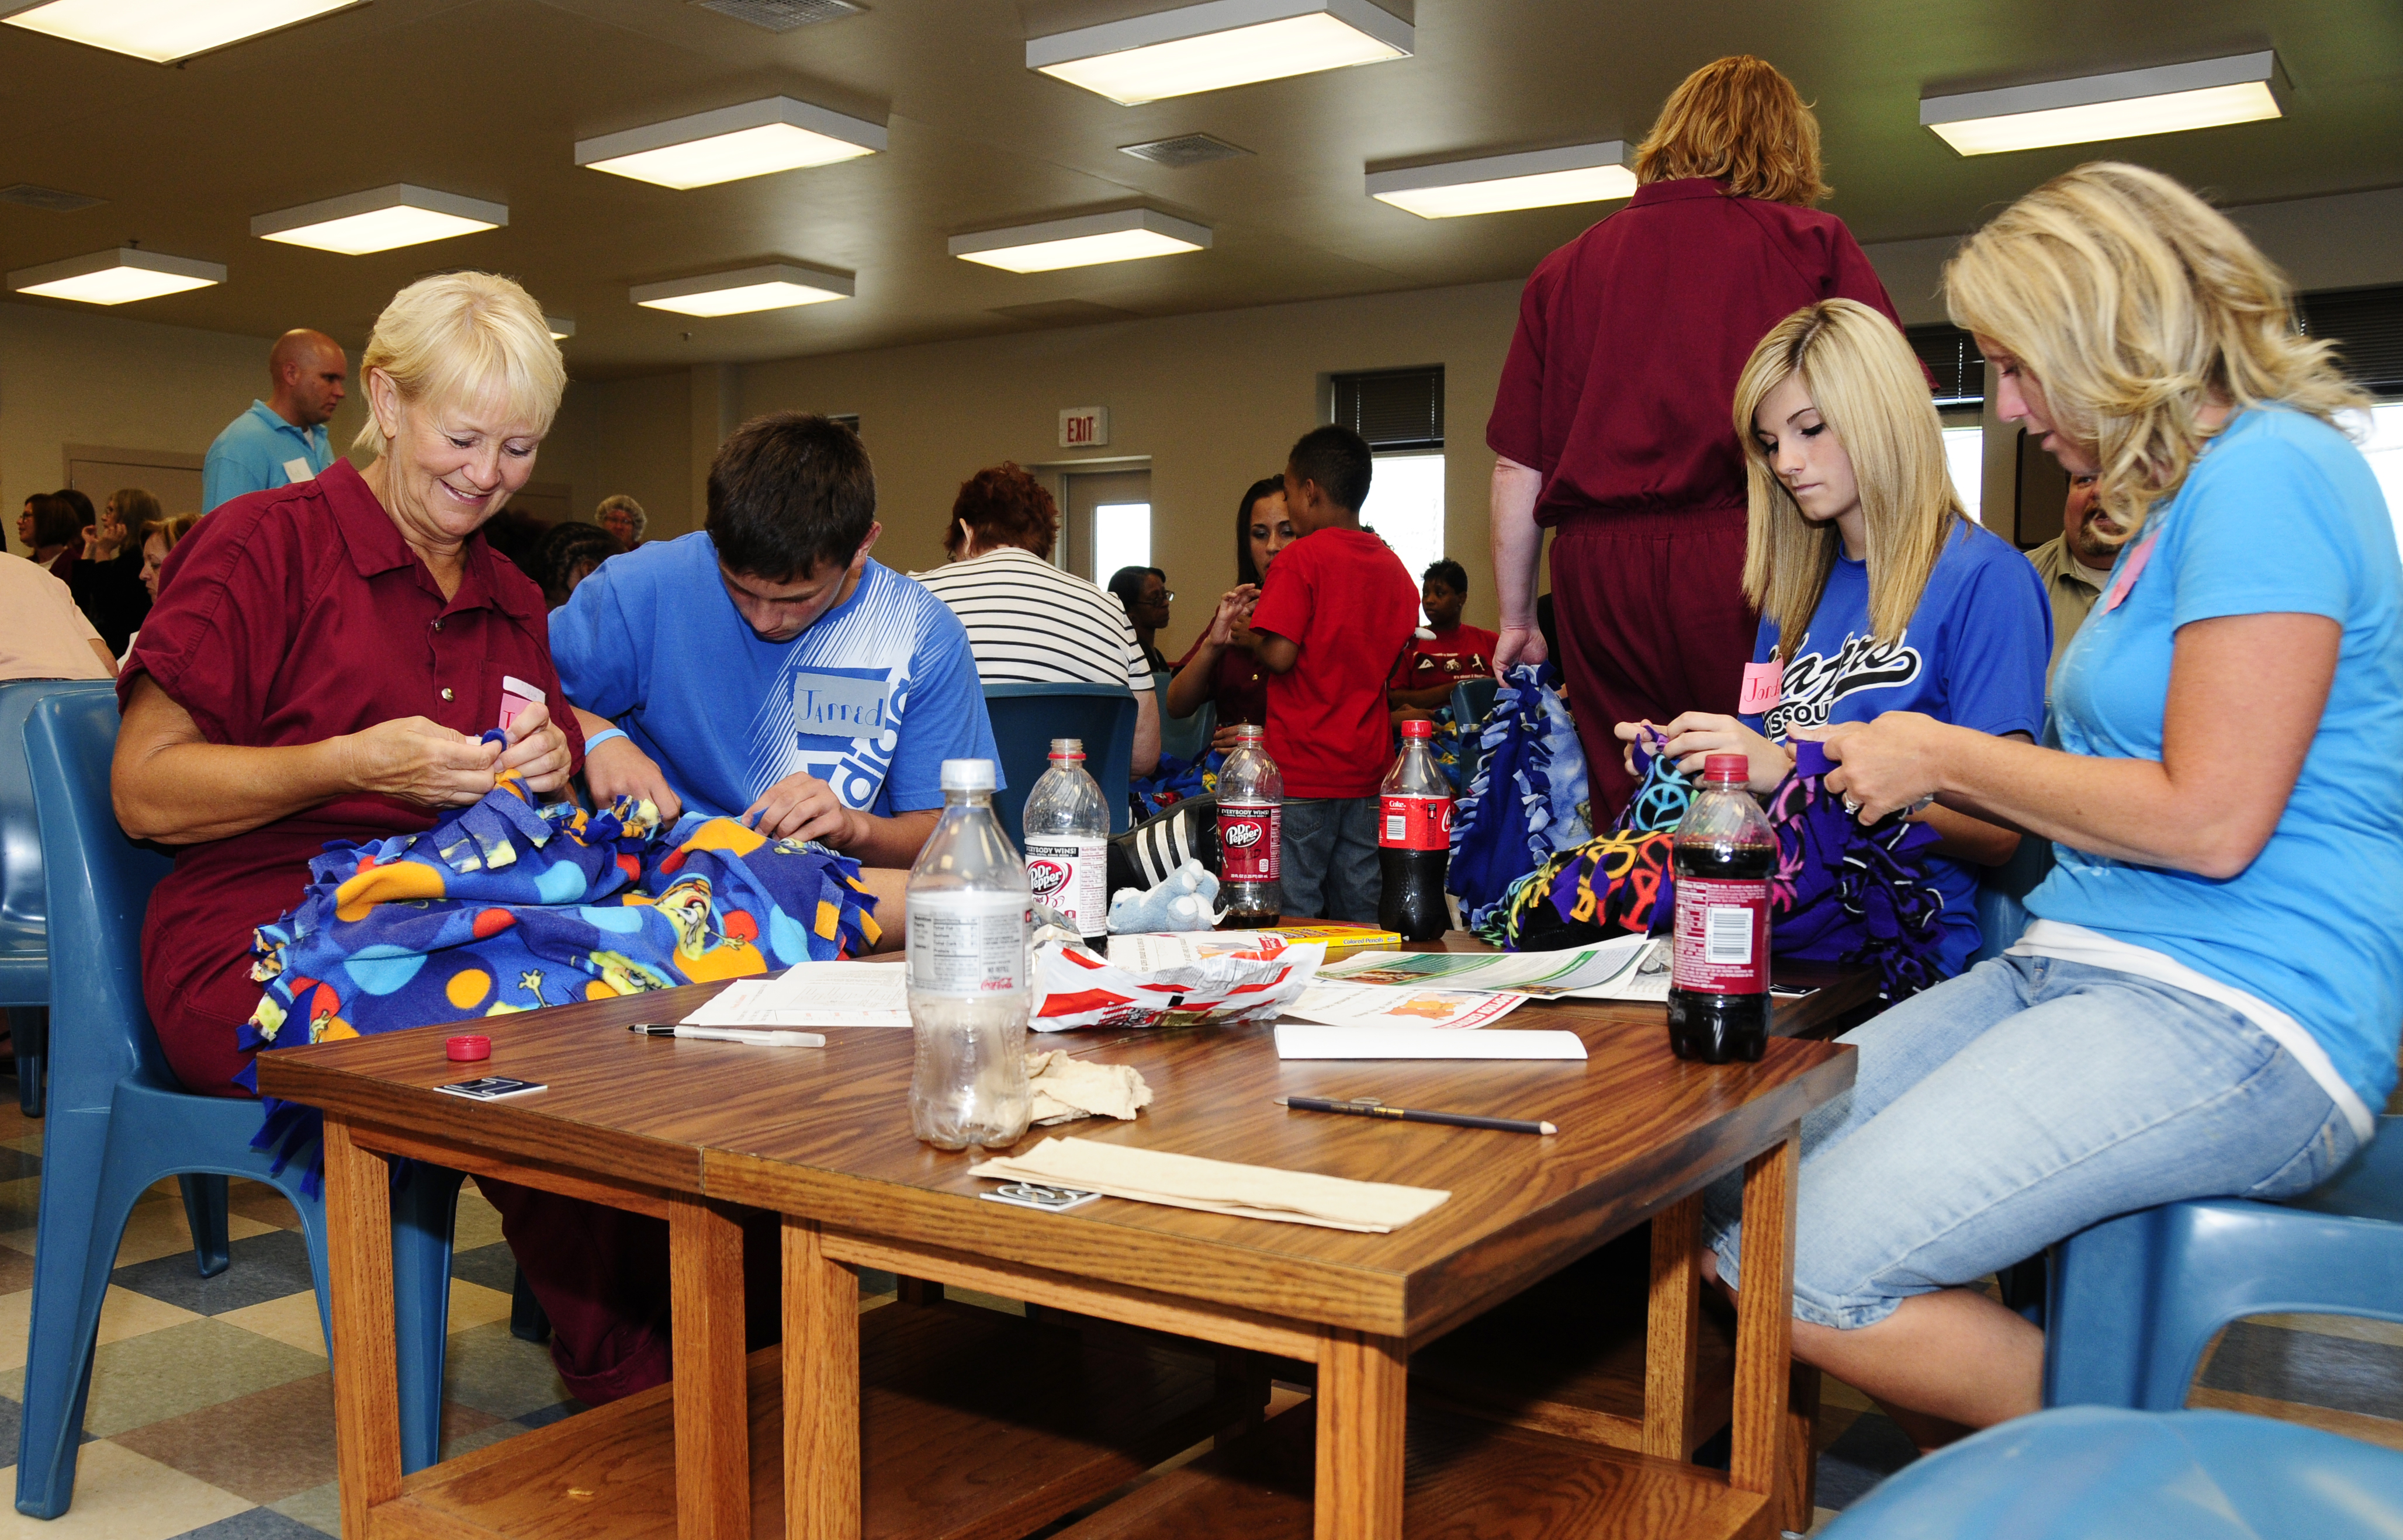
[1106,858,1225,934]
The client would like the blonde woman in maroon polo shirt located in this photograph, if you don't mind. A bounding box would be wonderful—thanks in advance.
[1486,55,1914,818]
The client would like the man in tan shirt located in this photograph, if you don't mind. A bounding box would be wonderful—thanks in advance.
[2,552,115,682]
[2023,473,2115,693]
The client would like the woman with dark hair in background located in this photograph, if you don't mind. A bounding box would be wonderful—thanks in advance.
[1107,565,1172,673]
[21,494,80,578]
[533,520,625,608]
[1165,474,1294,752]
[70,487,159,657]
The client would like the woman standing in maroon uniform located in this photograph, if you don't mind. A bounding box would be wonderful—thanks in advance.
[1487,55,1914,815]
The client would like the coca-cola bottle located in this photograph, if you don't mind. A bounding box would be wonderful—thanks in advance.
[1667,752,1774,1063]
[1377,719,1452,942]
[1216,725,1283,928]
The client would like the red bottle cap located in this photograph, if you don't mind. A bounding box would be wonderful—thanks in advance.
[1702,753,1750,782]
[1401,719,1434,738]
[445,1035,491,1063]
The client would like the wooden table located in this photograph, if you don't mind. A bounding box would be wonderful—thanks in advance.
[261,958,1854,1540]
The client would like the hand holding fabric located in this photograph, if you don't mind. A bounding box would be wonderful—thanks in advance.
[743,769,861,847]
[344,716,501,809]
[496,698,573,795]
[1622,712,1793,792]
[585,732,683,823]
[1801,713,1950,823]
[1492,622,1547,674]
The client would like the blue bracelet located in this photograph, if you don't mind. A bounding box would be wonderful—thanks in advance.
[584,728,629,753]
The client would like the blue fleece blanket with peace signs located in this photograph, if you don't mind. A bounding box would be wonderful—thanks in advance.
[238,771,881,1189]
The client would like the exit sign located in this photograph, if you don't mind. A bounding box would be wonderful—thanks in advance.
[1058,406,1110,448]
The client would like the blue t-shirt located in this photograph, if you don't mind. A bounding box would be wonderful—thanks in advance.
[1744,517,2052,974]
[202,402,334,513]
[2035,408,2403,1113]
[549,533,999,820]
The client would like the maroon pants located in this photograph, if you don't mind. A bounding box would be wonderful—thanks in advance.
[1547,508,1757,822]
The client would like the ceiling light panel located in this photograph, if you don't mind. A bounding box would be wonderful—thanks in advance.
[8,247,224,305]
[1369,141,1636,218]
[252,184,507,255]
[0,0,355,63]
[631,262,854,317]
[1922,51,2286,157]
[951,209,1211,273]
[576,96,887,190]
[1027,0,1410,105]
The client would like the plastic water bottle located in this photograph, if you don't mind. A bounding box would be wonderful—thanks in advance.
[1377,718,1452,942]
[1216,724,1283,928]
[1667,752,1775,1063]
[1022,737,1110,941]
[906,759,1033,1149]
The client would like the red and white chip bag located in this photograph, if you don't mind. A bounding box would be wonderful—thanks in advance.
[1031,937,1324,1033]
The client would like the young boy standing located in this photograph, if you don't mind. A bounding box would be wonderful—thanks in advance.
[1249,425,1421,921]
[1389,557,1501,712]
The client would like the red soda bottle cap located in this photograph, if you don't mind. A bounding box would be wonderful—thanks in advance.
[1702,753,1749,782]
[1401,719,1433,738]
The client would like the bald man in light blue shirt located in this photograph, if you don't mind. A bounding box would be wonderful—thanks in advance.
[201,329,346,511]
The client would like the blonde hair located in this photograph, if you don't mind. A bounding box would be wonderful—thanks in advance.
[1635,56,1830,206]
[1736,299,1962,649]
[141,512,199,554]
[110,487,161,530]
[594,493,646,539]
[1945,162,2365,544]
[352,272,566,456]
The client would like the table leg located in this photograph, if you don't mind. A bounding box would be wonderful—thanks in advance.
[1781,1361,1822,1532]
[1643,1192,1703,1460]
[324,1115,400,1539]
[785,1218,861,1540]
[1314,1327,1406,1539]
[669,1192,750,1540]
[1729,1130,1799,1502]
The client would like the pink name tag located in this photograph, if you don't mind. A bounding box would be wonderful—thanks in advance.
[2099,533,2159,615]
[1739,660,1782,716]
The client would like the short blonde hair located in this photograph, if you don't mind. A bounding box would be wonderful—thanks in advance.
[1635,56,1830,207]
[1736,300,1962,649]
[1945,162,2365,543]
[352,272,565,456]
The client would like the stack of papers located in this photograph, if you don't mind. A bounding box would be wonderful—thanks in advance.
[681,962,912,1029]
[1320,936,1670,1003]
[1282,983,1525,1030]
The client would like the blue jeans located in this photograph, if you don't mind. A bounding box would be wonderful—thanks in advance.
[1277,797,1382,922]
[1707,955,2358,1330]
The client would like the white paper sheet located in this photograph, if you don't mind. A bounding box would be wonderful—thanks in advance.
[1320,935,1657,998]
[681,963,912,1028]
[1280,983,1526,1030]
[1272,1025,1588,1060]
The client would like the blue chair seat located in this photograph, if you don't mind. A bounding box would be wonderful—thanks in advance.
[1819,1406,2403,1539]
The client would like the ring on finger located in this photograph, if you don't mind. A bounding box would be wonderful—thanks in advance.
[1841,795,1861,815]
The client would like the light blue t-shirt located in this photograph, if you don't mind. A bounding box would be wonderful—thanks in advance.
[202,401,334,512]
[2035,407,2403,1113]
[549,532,999,820]
[1744,517,2052,975]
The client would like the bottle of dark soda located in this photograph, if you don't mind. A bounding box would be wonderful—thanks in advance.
[1667,752,1774,1063]
[1216,725,1283,928]
[1377,719,1452,942]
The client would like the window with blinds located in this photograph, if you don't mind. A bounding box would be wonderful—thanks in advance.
[2298,285,2403,397]
[1329,366,1445,450]
[1905,324,1985,408]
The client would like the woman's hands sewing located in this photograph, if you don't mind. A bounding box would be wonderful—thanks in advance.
[1800,714,1949,823]
[1614,712,1793,793]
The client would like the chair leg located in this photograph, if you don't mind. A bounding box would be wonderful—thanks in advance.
[510,1265,552,1345]
[2043,1213,2162,1409]
[179,1174,231,1279]
[392,1162,466,1473]
[8,1008,44,1119]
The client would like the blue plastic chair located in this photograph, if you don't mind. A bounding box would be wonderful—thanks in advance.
[1154,671,1217,766]
[0,679,116,1118]
[2043,1112,2403,1411]
[15,691,463,1518]
[982,684,1138,848]
[1449,677,1500,791]
[1819,1406,2403,1539]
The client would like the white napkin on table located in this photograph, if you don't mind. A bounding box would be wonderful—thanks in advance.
[970,1136,1449,1233]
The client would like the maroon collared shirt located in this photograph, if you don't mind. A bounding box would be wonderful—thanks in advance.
[1487,177,1912,525]
[121,459,584,1095]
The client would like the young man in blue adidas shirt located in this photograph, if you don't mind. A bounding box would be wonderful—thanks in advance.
[551,412,998,876]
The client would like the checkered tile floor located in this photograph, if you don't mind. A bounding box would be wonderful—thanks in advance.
[0,1093,2392,1538]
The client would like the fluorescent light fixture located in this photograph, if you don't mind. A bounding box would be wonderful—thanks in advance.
[545,315,575,341]
[1027,0,1410,105]
[1369,141,1636,218]
[631,262,853,317]
[0,0,355,64]
[1921,51,2286,156]
[252,183,506,255]
[8,247,224,305]
[576,96,886,190]
[951,209,1211,273]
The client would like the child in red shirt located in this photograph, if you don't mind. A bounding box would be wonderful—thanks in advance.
[1250,426,1421,920]
[1389,557,1500,712]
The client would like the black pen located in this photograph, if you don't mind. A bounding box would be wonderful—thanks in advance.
[1273,1095,1557,1136]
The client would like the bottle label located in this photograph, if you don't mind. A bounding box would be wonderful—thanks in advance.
[1218,801,1281,883]
[1024,838,1107,936]
[1379,794,1452,851]
[908,893,1030,997]
[1671,877,1770,995]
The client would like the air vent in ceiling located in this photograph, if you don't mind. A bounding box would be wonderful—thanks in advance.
[689,0,863,32]
[0,183,104,213]
[1119,134,1251,169]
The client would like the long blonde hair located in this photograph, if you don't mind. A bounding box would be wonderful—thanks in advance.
[1634,55,1830,206]
[1736,300,1962,650]
[1945,162,2364,544]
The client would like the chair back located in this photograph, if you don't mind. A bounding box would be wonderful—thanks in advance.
[1155,670,1218,766]
[0,681,116,1004]
[982,684,1138,847]
[23,692,176,1107]
[1450,677,1501,790]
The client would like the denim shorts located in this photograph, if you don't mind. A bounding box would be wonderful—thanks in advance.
[1706,953,2359,1330]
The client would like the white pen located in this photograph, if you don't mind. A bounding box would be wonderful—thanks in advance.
[629,1023,826,1048]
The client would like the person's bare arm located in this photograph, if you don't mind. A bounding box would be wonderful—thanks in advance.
[86,639,117,678]
[1253,630,1299,675]
[574,703,683,821]
[1132,689,1161,775]
[113,674,504,845]
[1166,588,1254,717]
[1490,456,1547,674]
[1917,804,2020,866]
[1817,613,2339,879]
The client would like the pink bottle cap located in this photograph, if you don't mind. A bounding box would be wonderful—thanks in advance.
[445,1035,491,1063]
[1702,753,1750,782]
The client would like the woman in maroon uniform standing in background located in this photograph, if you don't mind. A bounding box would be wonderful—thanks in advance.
[1487,55,1915,814]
